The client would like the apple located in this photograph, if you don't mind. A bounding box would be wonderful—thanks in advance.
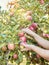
[13,54,18,60]
[10,12,14,16]
[29,26,34,31]
[36,54,40,59]
[26,16,32,21]
[40,0,44,4]
[20,36,27,42]
[31,23,38,29]
[46,34,49,38]
[43,33,49,38]
[18,32,24,37]
[26,11,32,16]
[2,46,7,52]
[8,44,15,50]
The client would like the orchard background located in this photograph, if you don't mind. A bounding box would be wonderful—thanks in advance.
[0,0,49,65]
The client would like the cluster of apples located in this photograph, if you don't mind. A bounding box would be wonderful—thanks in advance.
[1,44,18,60]
[18,22,38,45]
[29,23,38,31]
[18,32,27,44]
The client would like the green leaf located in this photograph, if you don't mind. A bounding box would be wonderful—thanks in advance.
[26,61,31,65]
[18,51,23,62]
[0,43,6,48]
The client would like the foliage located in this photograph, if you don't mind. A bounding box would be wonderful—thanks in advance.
[0,0,49,65]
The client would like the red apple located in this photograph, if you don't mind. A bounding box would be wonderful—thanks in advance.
[40,0,44,4]
[8,44,15,50]
[26,11,32,16]
[26,16,32,21]
[29,26,34,31]
[46,34,49,38]
[13,54,18,60]
[43,33,49,38]
[31,23,38,29]
[2,46,7,52]
[20,36,27,42]
[18,32,24,37]
[36,54,40,59]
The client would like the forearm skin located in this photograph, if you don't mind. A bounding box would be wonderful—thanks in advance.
[22,28,49,49]
[26,44,49,61]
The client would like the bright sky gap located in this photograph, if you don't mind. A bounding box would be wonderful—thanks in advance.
[0,0,12,10]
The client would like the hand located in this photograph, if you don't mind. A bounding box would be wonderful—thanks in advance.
[22,28,36,37]
[20,42,31,51]
[22,28,30,34]
[21,28,35,51]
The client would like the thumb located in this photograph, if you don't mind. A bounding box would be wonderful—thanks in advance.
[21,48,31,51]
[22,28,29,33]
[20,42,29,48]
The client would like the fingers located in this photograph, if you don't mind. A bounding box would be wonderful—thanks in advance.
[22,28,32,35]
[20,42,31,49]
[22,28,35,37]
[21,48,31,51]
[20,42,32,51]
[22,28,33,33]
[22,28,29,33]
[20,42,28,47]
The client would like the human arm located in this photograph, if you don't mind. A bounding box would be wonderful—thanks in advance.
[22,28,49,49]
[20,42,49,61]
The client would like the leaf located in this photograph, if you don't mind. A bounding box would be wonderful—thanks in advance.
[0,43,6,48]
[18,51,23,62]
[16,59,20,64]
[26,61,31,65]
[16,51,23,64]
